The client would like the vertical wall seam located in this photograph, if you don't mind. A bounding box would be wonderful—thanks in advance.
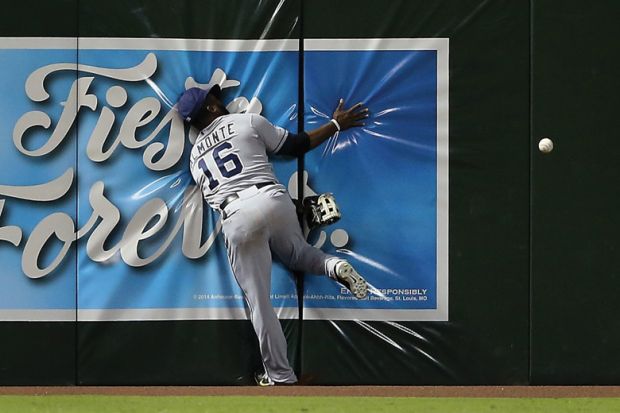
[295,0,306,380]
[528,0,534,386]
[75,0,80,387]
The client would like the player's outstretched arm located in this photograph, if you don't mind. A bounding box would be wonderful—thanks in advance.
[306,98,369,150]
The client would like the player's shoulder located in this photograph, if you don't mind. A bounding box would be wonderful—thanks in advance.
[248,113,273,128]
[219,113,250,121]
[219,112,253,126]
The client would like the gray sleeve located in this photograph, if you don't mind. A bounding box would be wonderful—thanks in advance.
[250,114,288,154]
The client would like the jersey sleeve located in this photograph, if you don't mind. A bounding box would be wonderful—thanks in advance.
[250,114,288,154]
[277,132,311,156]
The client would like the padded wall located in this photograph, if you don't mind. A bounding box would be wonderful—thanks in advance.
[1,0,619,386]
[530,0,620,384]
[300,0,530,384]
[75,0,301,385]
[0,0,77,385]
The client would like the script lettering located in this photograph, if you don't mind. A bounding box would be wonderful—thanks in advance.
[1,53,264,279]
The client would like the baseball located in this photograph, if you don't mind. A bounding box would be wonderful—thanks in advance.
[538,138,554,154]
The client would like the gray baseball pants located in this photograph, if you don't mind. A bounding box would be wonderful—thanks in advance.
[221,185,335,383]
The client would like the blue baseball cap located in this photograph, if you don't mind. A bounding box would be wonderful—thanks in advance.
[177,85,222,123]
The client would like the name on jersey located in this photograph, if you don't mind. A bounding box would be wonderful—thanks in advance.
[195,122,237,154]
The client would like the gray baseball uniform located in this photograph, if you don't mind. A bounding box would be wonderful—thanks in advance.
[189,113,338,383]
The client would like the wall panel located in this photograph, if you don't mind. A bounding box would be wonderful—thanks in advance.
[301,0,530,384]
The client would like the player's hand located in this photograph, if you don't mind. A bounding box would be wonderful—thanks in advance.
[332,98,369,131]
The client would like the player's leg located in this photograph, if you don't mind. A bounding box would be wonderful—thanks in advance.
[221,204,297,384]
[267,193,368,299]
[266,192,333,275]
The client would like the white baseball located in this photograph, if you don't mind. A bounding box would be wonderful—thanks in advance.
[538,138,554,153]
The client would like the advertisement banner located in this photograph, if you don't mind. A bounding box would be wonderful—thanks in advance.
[301,39,449,321]
[0,40,78,321]
[0,37,448,322]
[0,38,300,321]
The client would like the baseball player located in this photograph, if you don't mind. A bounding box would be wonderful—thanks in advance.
[177,85,369,386]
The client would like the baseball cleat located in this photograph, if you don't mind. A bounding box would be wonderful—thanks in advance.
[334,261,368,299]
[254,371,297,386]
[254,371,275,387]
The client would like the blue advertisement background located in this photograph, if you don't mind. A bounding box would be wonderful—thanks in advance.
[75,49,300,311]
[303,50,438,310]
[0,43,443,316]
[0,47,300,312]
[0,48,77,310]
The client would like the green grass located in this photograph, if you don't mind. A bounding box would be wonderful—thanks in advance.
[1,396,620,413]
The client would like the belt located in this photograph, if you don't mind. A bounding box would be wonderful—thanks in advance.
[219,182,276,211]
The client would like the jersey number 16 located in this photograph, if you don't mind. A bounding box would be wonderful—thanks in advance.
[197,142,243,190]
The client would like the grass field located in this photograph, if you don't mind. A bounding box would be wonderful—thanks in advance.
[1,396,620,413]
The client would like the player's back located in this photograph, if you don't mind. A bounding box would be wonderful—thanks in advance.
[189,113,285,209]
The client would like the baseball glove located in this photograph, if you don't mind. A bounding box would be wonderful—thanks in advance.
[303,193,341,230]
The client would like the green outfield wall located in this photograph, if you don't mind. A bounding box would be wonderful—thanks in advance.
[0,0,618,385]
